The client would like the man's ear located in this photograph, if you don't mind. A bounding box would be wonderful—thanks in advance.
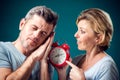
[19,18,26,30]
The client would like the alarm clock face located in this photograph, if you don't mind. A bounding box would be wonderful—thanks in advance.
[49,47,66,64]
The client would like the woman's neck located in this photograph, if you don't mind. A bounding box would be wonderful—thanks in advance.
[81,47,106,71]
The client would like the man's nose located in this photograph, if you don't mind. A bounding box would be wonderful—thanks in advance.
[34,30,40,38]
[34,31,40,42]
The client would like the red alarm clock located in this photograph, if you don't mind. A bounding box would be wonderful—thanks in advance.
[49,42,70,68]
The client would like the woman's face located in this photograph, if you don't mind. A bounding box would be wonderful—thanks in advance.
[74,20,98,51]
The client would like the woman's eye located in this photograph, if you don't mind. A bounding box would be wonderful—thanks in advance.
[80,30,85,34]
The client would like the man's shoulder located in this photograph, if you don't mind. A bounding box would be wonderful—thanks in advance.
[0,41,12,51]
[0,41,12,47]
[0,42,12,57]
[0,41,17,57]
[0,42,8,52]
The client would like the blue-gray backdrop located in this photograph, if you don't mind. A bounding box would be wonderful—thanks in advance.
[0,0,120,79]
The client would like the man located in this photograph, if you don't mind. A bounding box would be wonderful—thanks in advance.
[0,6,58,80]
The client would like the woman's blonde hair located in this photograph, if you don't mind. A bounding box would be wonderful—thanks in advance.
[76,8,113,51]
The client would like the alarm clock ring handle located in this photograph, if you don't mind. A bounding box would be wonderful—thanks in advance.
[61,43,70,50]
[52,42,59,47]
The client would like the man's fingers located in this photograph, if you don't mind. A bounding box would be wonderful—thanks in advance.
[45,32,55,52]
[48,32,55,48]
[66,61,77,68]
[42,37,51,47]
[43,32,54,47]
[43,32,55,58]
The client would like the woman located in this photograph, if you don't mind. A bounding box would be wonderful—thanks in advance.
[56,8,119,80]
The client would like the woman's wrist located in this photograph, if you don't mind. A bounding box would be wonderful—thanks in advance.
[56,68,67,80]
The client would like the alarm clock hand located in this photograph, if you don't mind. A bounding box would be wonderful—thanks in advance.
[55,53,63,57]
[66,61,85,80]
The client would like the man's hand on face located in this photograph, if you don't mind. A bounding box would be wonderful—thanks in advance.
[30,32,54,62]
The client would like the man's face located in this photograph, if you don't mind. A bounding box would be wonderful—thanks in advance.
[19,15,54,52]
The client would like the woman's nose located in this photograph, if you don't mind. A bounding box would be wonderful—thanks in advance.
[74,31,78,38]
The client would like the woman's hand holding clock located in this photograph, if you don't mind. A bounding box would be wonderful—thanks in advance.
[55,57,72,80]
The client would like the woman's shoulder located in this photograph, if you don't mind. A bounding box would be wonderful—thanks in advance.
[99,55,118,69]
[100,54,116,65]
[96,55,119,79]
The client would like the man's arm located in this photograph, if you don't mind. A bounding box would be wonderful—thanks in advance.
[0,55,36,80]
[40,32,54,80]
[0,68,11,80]
[0,37,52,80]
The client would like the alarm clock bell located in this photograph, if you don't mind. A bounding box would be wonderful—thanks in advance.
[49,42,70,68]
